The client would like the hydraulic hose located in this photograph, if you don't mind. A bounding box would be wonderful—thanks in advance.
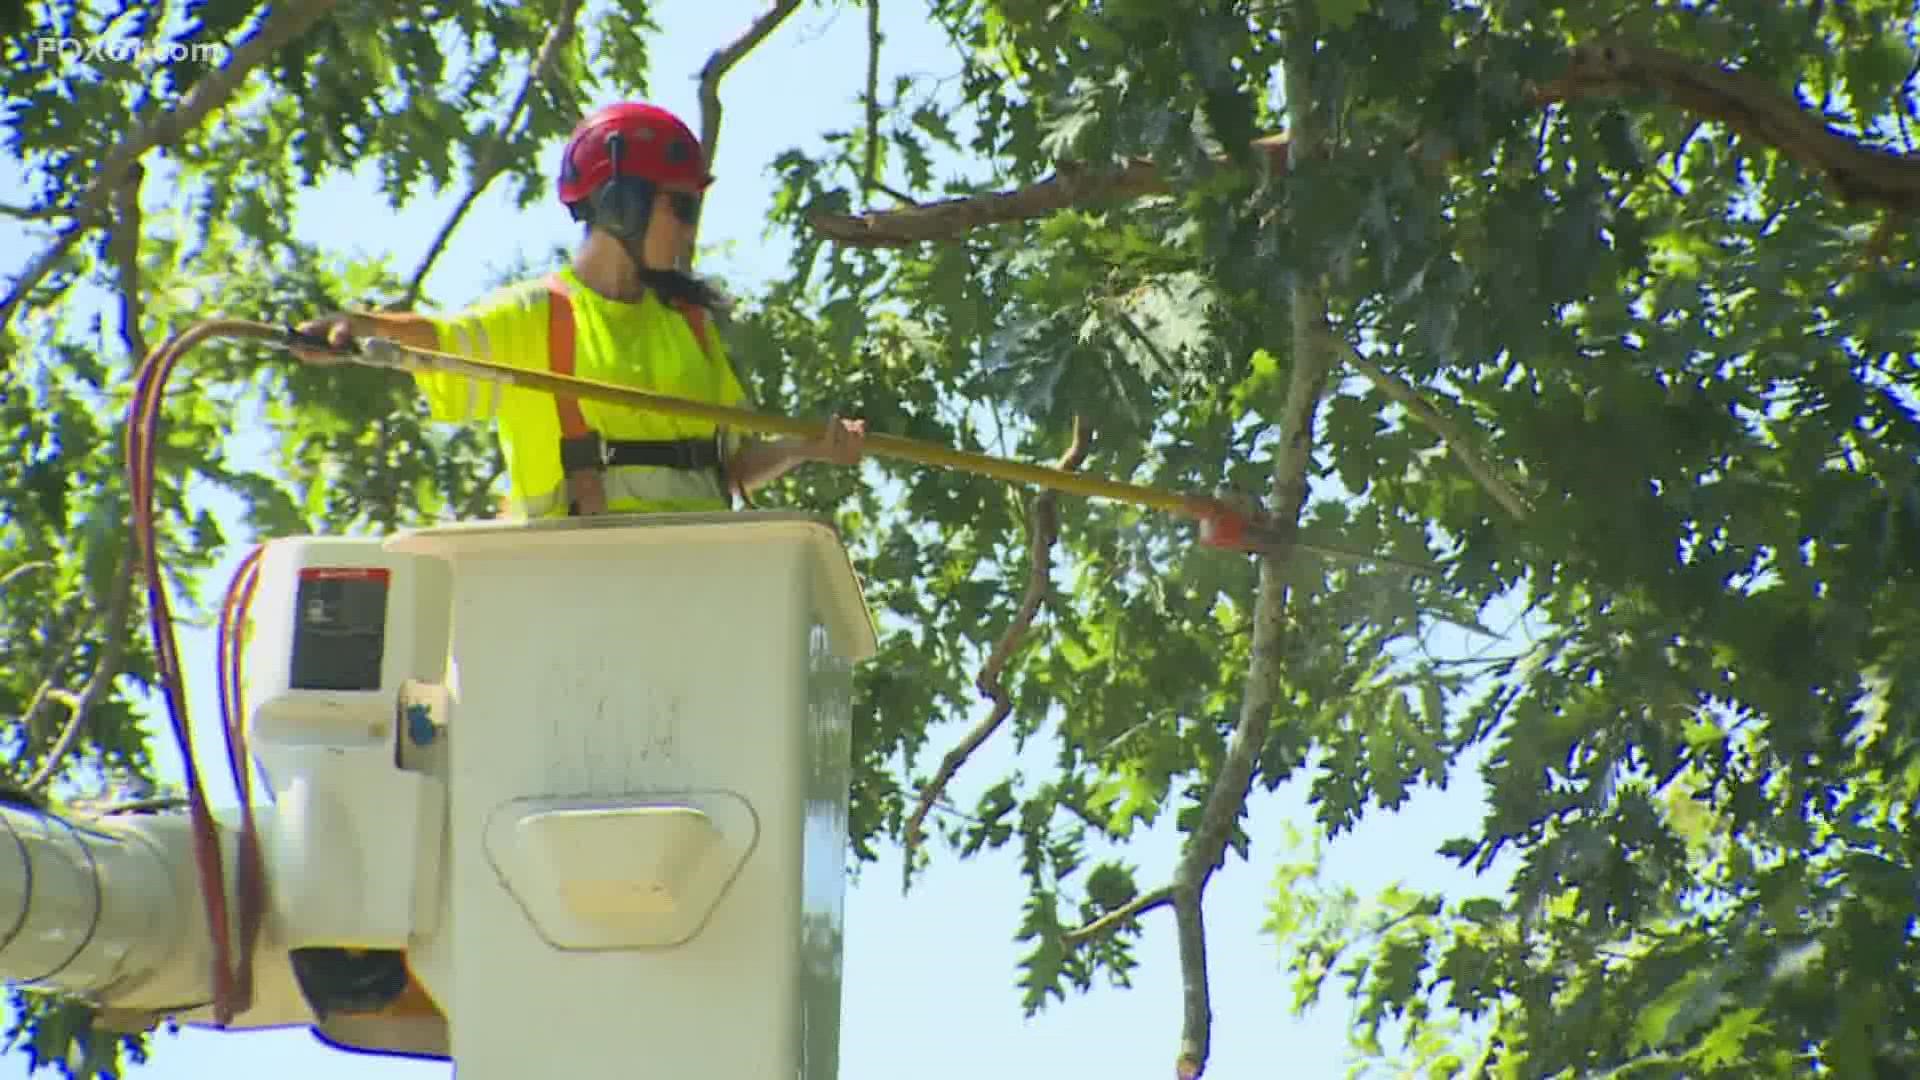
[126,319,284,1026]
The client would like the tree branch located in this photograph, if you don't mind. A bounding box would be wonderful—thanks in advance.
[0,0,342,333]
[1334,335,1532,522]
[1535,38,1920,214]
[1169,20,1332,1079]
[812,37,1920,251]
[399,0,581,308]
[810,138,1294,247]
[1062,885,1174,948]
[694,0,804,240]
[902,418,1091,857]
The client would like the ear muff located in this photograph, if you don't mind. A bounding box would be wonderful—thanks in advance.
[566,131,657,238]
[584,176,656,239]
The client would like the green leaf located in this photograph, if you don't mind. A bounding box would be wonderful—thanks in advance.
[1316,0,1373,32]
[1691,1006,1769,1069]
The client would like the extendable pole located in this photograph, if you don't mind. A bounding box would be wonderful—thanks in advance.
[344,339,1224,522]
[279,324,1409,562]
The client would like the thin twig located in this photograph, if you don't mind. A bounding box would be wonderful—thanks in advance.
[16,676,58,755]
[1896,42,1920,154]
[0,0,343,332]
[863,0,882,199]
[925,795,983,825]
[0,221,87,336]
[0,561,53,596]
[399,0,581,308]
[1061,885,1174,947]
[1169,21,1331,1079]
[1333,335,1531,522]
[1294,541,1439,576]
[25,556,137,791]
[902,418,1091,854]
[83,796,192,815]
[0,203,63,221]
[873,180,918,205]
[694,0,804,241]
[16,600,90,760]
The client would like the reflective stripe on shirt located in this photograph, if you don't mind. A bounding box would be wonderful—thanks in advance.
[442,322,504,421]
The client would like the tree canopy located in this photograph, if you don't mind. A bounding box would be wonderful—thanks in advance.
[6,0,1920,1076]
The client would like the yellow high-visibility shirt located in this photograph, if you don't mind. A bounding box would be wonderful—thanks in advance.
[415,266,751,518]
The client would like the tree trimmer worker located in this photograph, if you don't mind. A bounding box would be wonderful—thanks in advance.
[273,100,869,1030]
[293,100,866,517]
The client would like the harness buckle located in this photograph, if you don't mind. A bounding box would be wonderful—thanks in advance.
[560,432,609,473]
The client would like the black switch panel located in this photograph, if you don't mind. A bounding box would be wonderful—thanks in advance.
[289,567,391,691]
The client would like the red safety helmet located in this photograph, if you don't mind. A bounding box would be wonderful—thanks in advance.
[556,102,712,206]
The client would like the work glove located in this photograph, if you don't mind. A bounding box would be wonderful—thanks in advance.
[288,313,359,365]
[810,415,868,466]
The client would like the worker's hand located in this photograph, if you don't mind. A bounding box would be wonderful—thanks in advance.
[810,415,867,467]
[289,313,359,365]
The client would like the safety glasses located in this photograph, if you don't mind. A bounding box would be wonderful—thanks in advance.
[666,191,701,225]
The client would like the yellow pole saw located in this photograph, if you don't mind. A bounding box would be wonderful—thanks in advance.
[267,323,1397,564]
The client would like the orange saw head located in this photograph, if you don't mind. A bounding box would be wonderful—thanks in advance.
[1190,496,1286,554]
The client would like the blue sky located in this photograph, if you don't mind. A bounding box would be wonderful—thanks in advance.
[5,4,1517,1077]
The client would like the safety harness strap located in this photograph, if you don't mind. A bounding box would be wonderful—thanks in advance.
[543,273,607,515]
[677,301,710,351]
[671,299,756,508]
[558,433,721,473]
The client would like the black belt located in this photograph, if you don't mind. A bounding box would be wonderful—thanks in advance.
[560,433,720,472]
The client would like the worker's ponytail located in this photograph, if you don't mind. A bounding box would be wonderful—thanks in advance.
[638,267,730,317]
